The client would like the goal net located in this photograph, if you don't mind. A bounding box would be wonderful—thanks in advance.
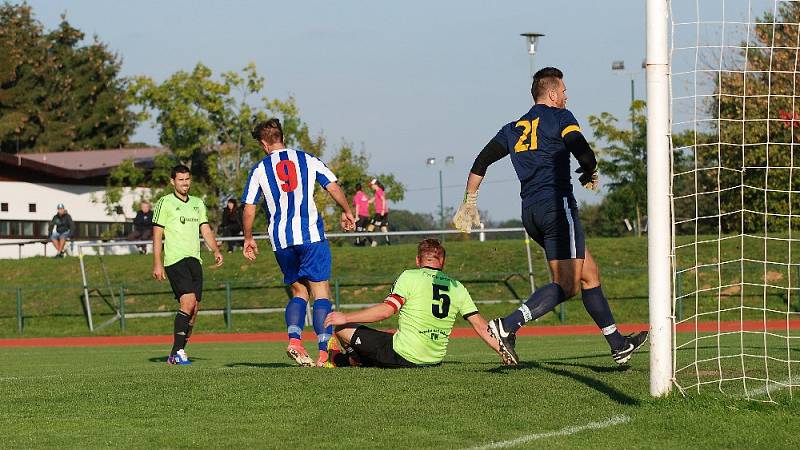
[669,0,800,400]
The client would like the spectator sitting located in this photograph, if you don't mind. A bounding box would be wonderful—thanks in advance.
[49,203,75,258]
[220,198,243,253]
[127,201,153,254]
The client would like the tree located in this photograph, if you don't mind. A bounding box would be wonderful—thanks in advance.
[677,2,800,234]
[0,3,135,152]
[111,63,405,231]
[587,100,647,236]
[320,144,404,226]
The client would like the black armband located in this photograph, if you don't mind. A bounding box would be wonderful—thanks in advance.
[564,131,597,174]
[470,139,509,176]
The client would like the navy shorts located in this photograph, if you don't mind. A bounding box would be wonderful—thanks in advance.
[522,195,585,261]
[274,240,332,284]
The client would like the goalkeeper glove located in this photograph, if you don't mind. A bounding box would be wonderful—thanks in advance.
[453,191,481,233]
[575,168,600,192]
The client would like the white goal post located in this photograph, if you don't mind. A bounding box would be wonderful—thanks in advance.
[647,0,674,397]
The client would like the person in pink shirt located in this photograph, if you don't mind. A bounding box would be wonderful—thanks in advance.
[353,183,371,246]
[367,178,390,246]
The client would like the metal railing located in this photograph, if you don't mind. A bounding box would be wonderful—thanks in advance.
[76,228,540,331]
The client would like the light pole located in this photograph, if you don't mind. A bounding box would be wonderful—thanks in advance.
[426,156,455,237]
[521,32,545,79]
[612,59,646,237]
[611,59,645,134]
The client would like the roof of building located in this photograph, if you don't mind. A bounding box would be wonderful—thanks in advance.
[0,148,168,181]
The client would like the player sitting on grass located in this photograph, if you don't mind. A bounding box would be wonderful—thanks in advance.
[323,239,502,367]
[241,118,356,367]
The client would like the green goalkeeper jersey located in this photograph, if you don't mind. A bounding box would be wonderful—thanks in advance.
[152,193,208,267]
[386,267,478,365]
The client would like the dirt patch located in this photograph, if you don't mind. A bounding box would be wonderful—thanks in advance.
[764,271,784,283]
[721,284,741,296]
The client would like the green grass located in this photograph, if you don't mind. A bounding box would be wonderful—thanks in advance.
[1,335,798,449]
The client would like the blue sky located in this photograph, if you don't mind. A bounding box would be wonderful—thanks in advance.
[25,0,646,221]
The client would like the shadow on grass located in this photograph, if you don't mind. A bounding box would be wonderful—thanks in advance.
[148,355,209,363]
[224,362,294,369]
[543,360,632,374]
[488,361,640,406]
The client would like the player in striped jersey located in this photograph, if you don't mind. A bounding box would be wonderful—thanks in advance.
[241,118,356,367]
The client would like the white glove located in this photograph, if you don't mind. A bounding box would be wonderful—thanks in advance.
[453,191,481,233]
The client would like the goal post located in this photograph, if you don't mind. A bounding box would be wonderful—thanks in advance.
[647,0,674,397]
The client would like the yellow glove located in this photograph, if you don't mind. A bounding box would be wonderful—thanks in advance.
[453,191,481,233]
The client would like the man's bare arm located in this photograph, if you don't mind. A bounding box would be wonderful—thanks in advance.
[152,226,166,280]
[324,303,395,328]
[241,204,258,261]
[466,313,500,353]
[199,223,223,267]
[325,182,356,231]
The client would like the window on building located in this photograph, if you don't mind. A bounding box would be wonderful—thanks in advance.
[1,203,7,212]
[28,203,36,213]
[22,222,33,236]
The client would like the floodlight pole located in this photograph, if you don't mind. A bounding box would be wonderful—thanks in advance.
[521,33,545,79]
[427,156,454,241]
[646,0,673,397]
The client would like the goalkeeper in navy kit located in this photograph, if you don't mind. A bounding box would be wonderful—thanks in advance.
[454,67,647,365]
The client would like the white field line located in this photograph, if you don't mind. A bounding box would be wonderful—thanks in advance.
[0,374,61,382]
[748,376,800,397]
[467,415,631,450]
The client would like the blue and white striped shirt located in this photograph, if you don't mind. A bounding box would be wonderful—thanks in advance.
[241,148,337,251]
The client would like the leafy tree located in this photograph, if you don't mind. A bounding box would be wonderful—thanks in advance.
[0,3,135,152]
[111,63,405,231]
[587,100,647,236]
[320,144,405,226]
[675,2,800,234]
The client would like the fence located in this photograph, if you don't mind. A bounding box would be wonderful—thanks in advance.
[5,269,652,334]
[75,228,541,332]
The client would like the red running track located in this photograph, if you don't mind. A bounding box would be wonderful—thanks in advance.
[1,319,798,348]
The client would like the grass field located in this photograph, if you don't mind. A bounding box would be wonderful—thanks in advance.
[2,334,799,449]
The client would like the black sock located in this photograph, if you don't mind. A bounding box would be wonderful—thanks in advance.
[582,286,626,351]
[171,311,191,355]
[186,324,194,346]
[502,283,566,333]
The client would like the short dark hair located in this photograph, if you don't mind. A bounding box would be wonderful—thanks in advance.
[417,238,446,260]
[251,118,284,145]
[531,67,564,100]
[227,198,237,206]
[355,183,362,191]
[171,164,191,179]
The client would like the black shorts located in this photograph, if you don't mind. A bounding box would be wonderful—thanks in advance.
[350,326,418,368]
[164,257,203,301]
[356,216,370,231]
[522,194,585,261]
[370,213,388,227]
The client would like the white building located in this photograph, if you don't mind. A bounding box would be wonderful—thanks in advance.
[0,148,166,258]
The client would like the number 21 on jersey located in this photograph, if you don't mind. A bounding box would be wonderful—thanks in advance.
[275,160,298,192]
[514,118,540,152]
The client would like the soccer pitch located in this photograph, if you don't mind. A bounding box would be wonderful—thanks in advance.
[2,335,798,449]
